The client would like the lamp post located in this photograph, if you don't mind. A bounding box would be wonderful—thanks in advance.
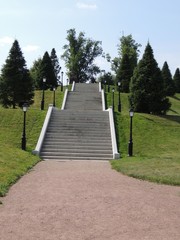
[41,78,46,110]
[104,80,106,92]
[53,87,56,107]
[118,81,121,112]
[61,71,64,91]
[21,103,28,150]
[128,109,134,156]
[112,88,115,112]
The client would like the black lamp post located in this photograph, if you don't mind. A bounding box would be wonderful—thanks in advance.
[118,81,121,112]
[128,109,134,156]
[104,80,106,92]
[41,77,46,110]
[112,88,115,112]
[61,71,64,91]
[21,103,28,150]
[53,87,56,107]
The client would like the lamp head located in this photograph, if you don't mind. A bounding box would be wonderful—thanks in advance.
[118,81,121,86]
[22,103,28,112]
[43,78,46,83]
[129,109,134,117]
[112,88,115,93]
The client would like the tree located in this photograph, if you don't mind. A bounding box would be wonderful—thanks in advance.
[130,43,171,115]
[161,61,175,96]
[62,28,103,83]
[0,40,34,108]
[50,48,61,85]
[116,54,132,92]
[113,35,141,92]
[40,51,57,89]
[173,68,180,93]
[29,58,42,89]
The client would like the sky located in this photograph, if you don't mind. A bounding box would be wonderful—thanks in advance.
[0,0,180,83]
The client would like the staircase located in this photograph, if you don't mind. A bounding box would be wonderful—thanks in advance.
[40,83,113,161]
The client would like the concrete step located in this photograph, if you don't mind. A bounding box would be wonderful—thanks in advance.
[39,83,113,161]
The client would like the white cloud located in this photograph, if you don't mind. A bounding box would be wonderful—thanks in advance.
[76,2,97,10]
[22,45,40,52]
[0,36,14,46]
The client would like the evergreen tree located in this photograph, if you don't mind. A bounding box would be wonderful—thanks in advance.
[50,48,61,85]
[113,35,141,93]
[0,40,34,108]
[161,61,175,96]
[130,43,171,114]
[173,68,180,93]
[40,51,57,89]
[116,54,132,92]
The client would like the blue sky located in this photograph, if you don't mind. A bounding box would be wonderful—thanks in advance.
[0,0,180,80]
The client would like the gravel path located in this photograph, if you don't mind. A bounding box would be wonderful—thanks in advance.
[0,160,180,240]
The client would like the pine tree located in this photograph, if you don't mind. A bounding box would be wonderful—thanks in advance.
[0,40,34,108]
[40,51,57,89]
[173,68,180,93]
[50,48,61,85]
[161,61,175,96]
[116,54,132,92]
[130,43,171,114]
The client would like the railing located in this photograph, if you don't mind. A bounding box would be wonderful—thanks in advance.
[61,89,68,110]
[32,104,53,155]
[108,107,120,159]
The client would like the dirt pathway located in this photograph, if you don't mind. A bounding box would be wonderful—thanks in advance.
[0,161,180,240]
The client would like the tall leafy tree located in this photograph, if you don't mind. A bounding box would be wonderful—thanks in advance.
[173,68,180,93]
[161,61,175,96]
[62,28,103,83]
[0,40,34,108]
[130,43,171,114]
[40,51,57,89]
[50,48,61,85]
[113,35,141,92]
[29,58,42,89]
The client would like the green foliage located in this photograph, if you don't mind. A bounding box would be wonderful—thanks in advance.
[161,61,175,96]
[130,43,171,114]
[30,58,43,89]
[0,40,34,108]
[62,28,103,83]
[113,34,141,93]
[173,68,180,93]
[50,48,61,85]
[106,91,180,185]
[116,54,132,92]
[41,51,58,89]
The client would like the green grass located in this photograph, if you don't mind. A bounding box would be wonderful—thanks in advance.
[0,87,65,196]
[107,91,180,185]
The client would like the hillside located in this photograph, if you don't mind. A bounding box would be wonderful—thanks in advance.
[0,88,180,197]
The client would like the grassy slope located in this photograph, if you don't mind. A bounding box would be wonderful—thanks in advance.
[107,91,180,185]
[0,88,64,196]
[0,87,179,196]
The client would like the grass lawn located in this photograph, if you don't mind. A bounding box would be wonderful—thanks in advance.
[107,91,180,186]
[0,88,65,196]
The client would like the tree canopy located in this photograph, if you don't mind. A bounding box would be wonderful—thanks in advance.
[173,68,180,93]
[61,28,103,83]
[113,35,141,92]
[0,40,34,108]
[161,61,175,96]
[130,43,171,114]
